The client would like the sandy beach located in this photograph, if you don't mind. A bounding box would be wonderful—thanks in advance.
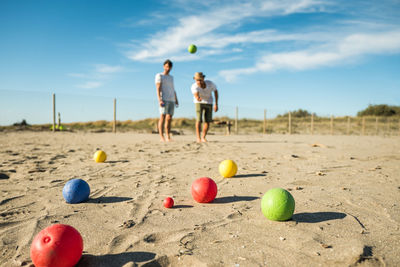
[0,132,399,266]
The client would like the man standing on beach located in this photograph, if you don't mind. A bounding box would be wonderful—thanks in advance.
[155,59,179,142]
[191,72,218,143]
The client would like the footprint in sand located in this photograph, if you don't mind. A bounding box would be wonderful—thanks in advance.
[27,168,46,174]
[108,235,129,251]
[50,154,67,161]
[0,220,38,266]
[225,210,243,220]
[6,151,20,156]
[178,233,195,255]
[143,233,157,243]
[119,220,136,229]
[0,195,23,205]
[0,173,10,180]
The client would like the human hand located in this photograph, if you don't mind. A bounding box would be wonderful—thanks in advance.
[160,101,165,107]
[214,104,218,112]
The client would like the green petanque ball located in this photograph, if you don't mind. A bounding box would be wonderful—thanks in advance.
[261,188,295,221]
[188,44,197,54]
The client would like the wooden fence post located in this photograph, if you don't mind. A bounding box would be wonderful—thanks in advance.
[311,113,314,135]
[362,117,365,136]
[386,118,390,136]
[52,93,56,132]
[263,109,266,135]
[288,112,292,135]
[226,121,231,135]
[235,106,238,134]
[330,115,333,135]
[375,117,378,135]
[113,98,117,133]
[347,116,350,135]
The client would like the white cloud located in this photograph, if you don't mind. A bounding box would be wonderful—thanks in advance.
[94,64,124,74]
[123,0,400,83]
[69,64,123,80]
[67,73,87,78]
[338,32,400,55]
[70,64,124,89]
[126,0,326,62]
[220,31,400,82]
[77,81,103,89]
[120,12,168,28]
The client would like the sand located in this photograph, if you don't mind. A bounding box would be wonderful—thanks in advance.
[0,132,399,267]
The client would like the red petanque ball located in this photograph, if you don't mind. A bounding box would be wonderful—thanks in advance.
[30,224,83,267]
[191,177,217,203]
[163,197,174,208]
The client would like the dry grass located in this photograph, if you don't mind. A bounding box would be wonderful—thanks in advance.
[1,116,399,136]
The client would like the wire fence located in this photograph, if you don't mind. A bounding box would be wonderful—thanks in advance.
[1,90,400,136]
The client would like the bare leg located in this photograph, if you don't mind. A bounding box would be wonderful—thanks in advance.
[195,121,202,143]
[201,122,210,142]
[165,114,172,141]
[158,114,165,142]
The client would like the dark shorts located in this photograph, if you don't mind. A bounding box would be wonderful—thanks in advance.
[195,103,213,123]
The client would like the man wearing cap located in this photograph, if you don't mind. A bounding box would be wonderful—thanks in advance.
[191,72,219,143]
[155,59,179,142]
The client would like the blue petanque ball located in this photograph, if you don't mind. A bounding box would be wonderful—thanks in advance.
[62,179,90,204]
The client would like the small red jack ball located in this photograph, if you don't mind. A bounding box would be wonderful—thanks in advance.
[163,197,174,208]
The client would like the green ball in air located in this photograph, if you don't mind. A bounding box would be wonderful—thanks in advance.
[188,44,197,54]
[261,188,295,221]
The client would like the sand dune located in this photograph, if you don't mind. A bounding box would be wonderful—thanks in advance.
[1,132,399,266]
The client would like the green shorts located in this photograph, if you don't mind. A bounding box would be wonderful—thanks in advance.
[195,103,213,123]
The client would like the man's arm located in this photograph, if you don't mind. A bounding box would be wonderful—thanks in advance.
[156,82,164,107]
[214,90,218,112]
[174,91,179,106]
[194,91,202,102]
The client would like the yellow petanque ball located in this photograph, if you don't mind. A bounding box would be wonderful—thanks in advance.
[219,159,237,178]
[93,150,107,163]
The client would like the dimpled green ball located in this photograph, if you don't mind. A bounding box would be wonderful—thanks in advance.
[261,188,295,221]
[188,44,197,54]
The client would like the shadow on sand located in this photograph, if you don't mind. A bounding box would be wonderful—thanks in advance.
[106,160,130,164]
[215,140,286,144]
[292,212,346,223]
[213,196,259,204]
[173,205,194,209]
[234,173,267,178]
[77,251,164,267]
[87,196,133,204]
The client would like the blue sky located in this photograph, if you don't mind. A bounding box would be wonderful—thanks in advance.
[1,0,400,125]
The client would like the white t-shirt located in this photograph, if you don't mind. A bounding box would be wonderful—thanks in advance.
[191,80,217,104]
[155,73,175,102]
